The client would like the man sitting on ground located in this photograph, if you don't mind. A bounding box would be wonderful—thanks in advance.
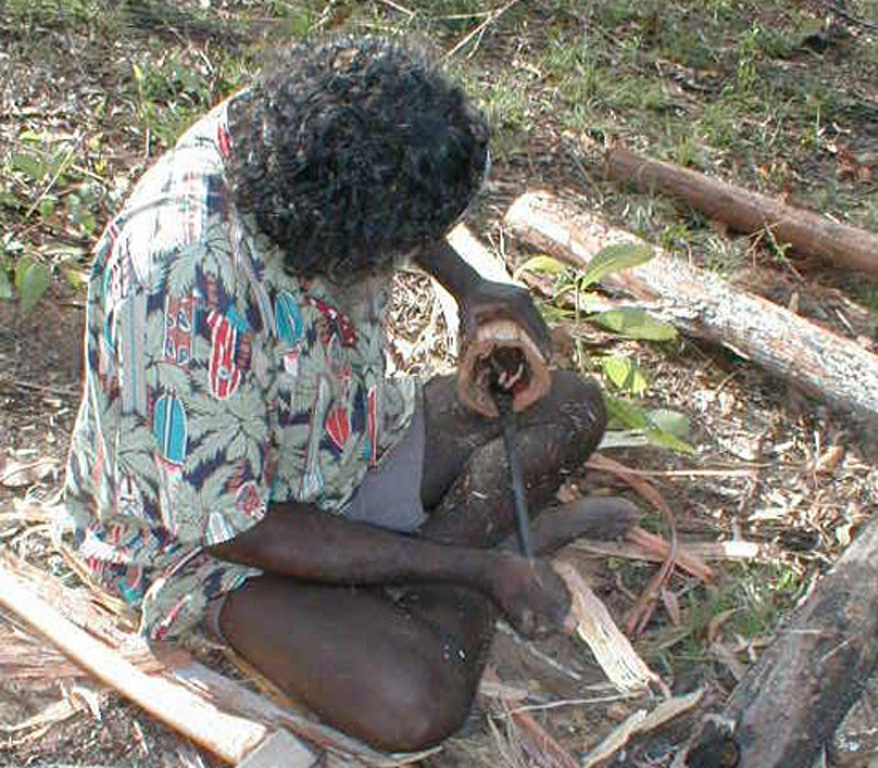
[64,38,637,752]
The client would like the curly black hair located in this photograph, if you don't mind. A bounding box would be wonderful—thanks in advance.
[227,38,490,279]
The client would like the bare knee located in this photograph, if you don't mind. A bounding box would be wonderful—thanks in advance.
[550,369,605,422]
[543,370,607,454]
[359,658,474,752]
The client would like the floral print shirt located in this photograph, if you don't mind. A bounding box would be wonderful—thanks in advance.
[63,96,416,640]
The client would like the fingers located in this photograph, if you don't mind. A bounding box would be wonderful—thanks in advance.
[514,299,553,359]
[465,281,553,359]
[490,554,572,639]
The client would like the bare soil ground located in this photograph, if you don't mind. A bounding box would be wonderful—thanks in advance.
[1,2,877,766]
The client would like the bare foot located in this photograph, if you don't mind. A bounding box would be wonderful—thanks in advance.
[503,496,642,557]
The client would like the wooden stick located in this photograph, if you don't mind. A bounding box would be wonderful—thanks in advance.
[480,666,581,768]
[0,563,280,766]
[504,191,878,421]
[605,147,878,276]
[625,526,714,583]
[0,552,430,766]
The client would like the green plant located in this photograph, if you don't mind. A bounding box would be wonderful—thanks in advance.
[2,254,53,312]
[516,244,694,454]
[130,46,244,150]
[3,0,112,30]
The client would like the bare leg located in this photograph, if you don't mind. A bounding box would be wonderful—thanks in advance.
[219,370,621,751]
[219,578,477,752]
[394,371,610,709]
[419,370,607,542]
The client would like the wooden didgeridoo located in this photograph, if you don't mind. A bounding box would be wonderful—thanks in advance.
[456,319,551,419]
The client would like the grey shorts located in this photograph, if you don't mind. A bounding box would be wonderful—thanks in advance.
[340,388,428,533]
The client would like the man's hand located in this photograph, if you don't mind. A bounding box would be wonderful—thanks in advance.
[412,242,551,359]
[459,279,552,361]
[487,553,572,638]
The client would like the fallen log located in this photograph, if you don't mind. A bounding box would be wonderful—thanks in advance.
[605,147,878,276]
[684,513,878,768]
[504,191,878,421]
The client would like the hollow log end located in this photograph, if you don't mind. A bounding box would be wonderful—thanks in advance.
[457,320,551,418]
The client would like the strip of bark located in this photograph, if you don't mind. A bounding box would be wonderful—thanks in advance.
[605,147,878,276]
[684,514,878,768]
[504,191,878,421]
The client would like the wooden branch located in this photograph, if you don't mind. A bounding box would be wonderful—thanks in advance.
[685,514,878,768]
[605,147,878,276]
[504,191,878,421]
[0,563,286,766]
[480,666,581,768]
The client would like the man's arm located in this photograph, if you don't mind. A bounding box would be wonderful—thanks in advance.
[208,503,571,637]
[210,502,500,588]
[413,240,483,303]
[413,241,552,358]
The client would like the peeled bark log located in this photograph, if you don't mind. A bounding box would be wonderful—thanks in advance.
[504,191,878,421]
[605,147,878,276]
[685,514,878,768]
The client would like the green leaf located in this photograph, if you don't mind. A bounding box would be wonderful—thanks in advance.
[600,355,649,395]
[605,396,696,455]
[0,269,12,301]
[645,428,696,455]
[0,190,24,210]
[605,394,651,430]
[15,258,52,313]
[513,255,567,281]
[62,267,89,291]
[10,152,45,182]
[38,197,56,219]
[648,408,691,439]
[579,242,655,289]
[591,307,678,341]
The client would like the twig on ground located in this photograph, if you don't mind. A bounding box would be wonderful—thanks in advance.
[554,559,664,694]
[23,144,77,221]
[587,460,762,478]
[0,375,80,398]
[571,538,763,571]
[505,692,641,716]
[626,527,714,582]
[829,2,878,30]
[445,0,522,60]
[480,666,581,768]
[581,688,705,768]
[585,455,681,635]
[376,0,415,17]
[0,696,84,737]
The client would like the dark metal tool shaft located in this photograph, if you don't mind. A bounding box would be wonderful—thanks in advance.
[495,391,534,560]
